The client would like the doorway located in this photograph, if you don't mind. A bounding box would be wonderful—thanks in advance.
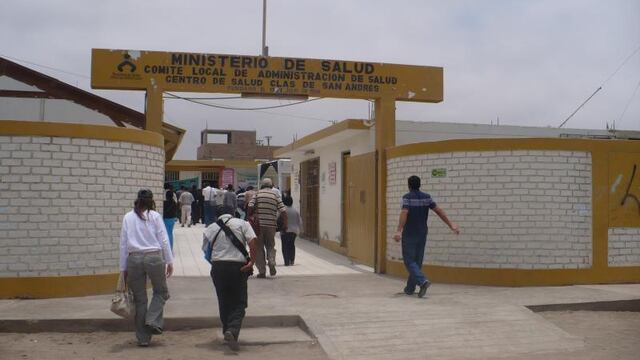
[345,152,376,267]
[300,158,320,242]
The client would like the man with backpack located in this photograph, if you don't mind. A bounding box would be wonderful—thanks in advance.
[202,205,257,351]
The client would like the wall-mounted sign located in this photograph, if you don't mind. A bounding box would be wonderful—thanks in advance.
[91,49,443,102]
[328,161,337,185]
[221,168,235,188]
[431,168,447,178]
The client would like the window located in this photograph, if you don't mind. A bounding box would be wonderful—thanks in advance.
[165,171,179,182]
[202,171,219,183]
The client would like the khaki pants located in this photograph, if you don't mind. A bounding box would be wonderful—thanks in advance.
[255,226,276,275]
[181,205,191,226]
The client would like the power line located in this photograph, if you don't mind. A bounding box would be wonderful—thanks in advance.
[165,91,324,111]
[0,53,90,79]
[615,77,640,128]
[559,43,640,128]
[164,94,243,100]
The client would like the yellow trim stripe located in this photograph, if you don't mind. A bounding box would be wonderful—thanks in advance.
[387,138,640,158]
[0,120,164,148]
[386,261,640,286]
[0,274,118,299]
[274,119,369,157]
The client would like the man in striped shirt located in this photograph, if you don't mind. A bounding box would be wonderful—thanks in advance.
[393,175,459,298]
[248,178,287,278]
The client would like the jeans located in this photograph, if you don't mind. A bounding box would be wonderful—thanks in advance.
[402,232,428,294]
[211,261,248,340]
[163,218,176,249]
[126,252,170,344]
[204,201,217,226]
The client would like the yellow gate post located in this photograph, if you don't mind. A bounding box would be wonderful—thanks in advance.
[375,96,396,273]
[145,87,164,134]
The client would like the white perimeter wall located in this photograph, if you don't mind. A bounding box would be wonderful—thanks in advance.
[0,135,164,277]
[387,150,593,269]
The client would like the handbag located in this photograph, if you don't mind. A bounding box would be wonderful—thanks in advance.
[110,272,135,319]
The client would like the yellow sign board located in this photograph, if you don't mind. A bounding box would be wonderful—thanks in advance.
[91,49,443,102]
[609,152,640,227]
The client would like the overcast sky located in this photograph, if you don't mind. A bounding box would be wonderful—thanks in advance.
[1,0,638,160]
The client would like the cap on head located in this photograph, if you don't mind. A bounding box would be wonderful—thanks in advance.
[137,189,153,200]
[261,178,273,188]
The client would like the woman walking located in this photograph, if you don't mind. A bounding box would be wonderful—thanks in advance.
[119,189,174,347]
[163,190,178,249]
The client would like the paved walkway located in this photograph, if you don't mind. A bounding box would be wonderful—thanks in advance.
[1,225,639,359]
[172,223,363,277]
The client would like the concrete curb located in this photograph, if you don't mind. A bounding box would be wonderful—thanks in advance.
[527,298,640,313]
[0,315,315,336]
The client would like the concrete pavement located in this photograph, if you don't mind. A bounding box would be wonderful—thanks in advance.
[1,224,639,359]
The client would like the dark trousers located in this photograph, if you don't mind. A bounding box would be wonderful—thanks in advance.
[210,261,248,340]
[280,232,297,266]
[204,202,217,226]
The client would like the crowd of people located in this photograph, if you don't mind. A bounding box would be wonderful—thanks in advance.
[120,178,301,350]
[118,175,459,351]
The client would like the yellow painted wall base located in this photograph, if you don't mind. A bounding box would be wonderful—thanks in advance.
[319,239,348,256]
[386,261,640,287]
[0,273,119,299]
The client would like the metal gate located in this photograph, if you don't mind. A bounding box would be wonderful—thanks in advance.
[300,158,319,242]
[345,152,376,267]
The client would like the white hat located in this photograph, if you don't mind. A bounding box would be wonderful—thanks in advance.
[261,178,273,187]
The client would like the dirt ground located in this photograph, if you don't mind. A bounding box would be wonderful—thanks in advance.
[0,328,328,360]
[1,311,638,359]
[509,311,640,360]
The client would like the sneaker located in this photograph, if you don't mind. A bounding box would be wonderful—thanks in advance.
[146,324,163,335]
[137,341,150,347]
[418,280,431,298]
[269,264,277,276]
[224,330,239,351]
[403,288,415,296]
[256,273,266,279]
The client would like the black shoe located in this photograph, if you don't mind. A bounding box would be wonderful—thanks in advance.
[256,273,266,278]
[146,324,163,335]
[269,264,277,276]
[224,330,239,351]
[418,280,431,298]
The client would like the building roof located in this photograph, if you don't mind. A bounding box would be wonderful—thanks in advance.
[0,56,185,161]
[274,119,370,157]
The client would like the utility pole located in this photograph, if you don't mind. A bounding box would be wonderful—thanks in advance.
[265,135,272,160]
[262,0,268,56]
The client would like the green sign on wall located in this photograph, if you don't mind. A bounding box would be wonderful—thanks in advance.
[431,168,447,178]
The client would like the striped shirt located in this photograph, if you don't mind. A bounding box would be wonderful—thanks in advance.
[402,190,437,235]
[248,189,286,228]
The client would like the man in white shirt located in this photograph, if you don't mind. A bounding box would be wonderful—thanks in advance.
[202,181,219,226]
[178,190,195,227]
[202,207,257,351]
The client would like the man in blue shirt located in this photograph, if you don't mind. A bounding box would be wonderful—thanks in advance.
[393,175,460,298]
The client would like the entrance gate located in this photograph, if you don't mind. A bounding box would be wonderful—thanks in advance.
[91,49,443,273]
[345,152,376,267]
